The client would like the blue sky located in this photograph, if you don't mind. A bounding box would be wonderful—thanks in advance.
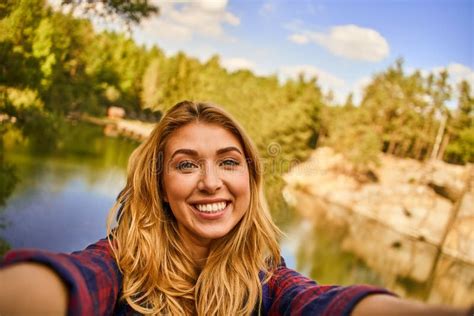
[107,0,473,103]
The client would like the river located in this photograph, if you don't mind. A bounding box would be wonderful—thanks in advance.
[1,122,136,252]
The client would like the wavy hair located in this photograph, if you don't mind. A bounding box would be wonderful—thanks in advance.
[107,101,281,315]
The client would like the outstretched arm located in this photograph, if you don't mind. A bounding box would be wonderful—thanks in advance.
[352,294,468,316]
[0,262,68,314]
[0,239,122,316]
[266,261,471,316]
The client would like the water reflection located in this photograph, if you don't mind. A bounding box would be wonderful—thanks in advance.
[283,188,474,306]
[0,122,138,253]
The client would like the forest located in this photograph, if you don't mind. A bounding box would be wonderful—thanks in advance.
[1,0,473,214]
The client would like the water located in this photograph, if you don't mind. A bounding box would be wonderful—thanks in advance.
[283,187,474,306]
[1,122,137,252]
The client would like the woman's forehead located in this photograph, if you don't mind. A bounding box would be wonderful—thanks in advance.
[164,122,244,156]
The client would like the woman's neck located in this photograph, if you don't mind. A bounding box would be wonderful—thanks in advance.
[177,227,211,268]
[191,244,210,269]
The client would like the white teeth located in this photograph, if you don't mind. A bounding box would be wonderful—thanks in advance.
[195,202,227,213]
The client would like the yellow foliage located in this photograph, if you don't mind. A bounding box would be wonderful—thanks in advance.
[6,87,44,109]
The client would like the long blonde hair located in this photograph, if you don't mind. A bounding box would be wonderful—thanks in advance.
[107,101,281,315]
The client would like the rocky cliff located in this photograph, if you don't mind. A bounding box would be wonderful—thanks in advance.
[283,147,473,305]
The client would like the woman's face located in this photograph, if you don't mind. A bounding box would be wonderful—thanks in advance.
[162,122,251,248]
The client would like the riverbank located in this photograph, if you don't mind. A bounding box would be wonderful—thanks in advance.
[80,115,154,141]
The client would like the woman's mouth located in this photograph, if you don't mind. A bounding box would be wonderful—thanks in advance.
[190,201,231,219]
[193,201,228,214]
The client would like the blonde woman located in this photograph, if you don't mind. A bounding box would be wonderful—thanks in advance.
[0,101,470,315]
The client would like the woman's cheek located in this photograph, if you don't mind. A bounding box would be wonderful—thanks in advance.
[229,170,251,197]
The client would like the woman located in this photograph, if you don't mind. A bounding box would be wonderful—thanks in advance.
[0,101,470,315]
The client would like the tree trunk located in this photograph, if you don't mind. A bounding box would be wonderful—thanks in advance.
[431,113,447,160]
[401,139,411,158]
[426,165,472,289]
[415,114,432,160]
[437,132,450,161]
[414,137,426,160]
[387,138,396,155]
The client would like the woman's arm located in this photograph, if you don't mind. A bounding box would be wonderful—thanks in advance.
[266,261,396,315]
[0,239,122,315]
[352,294,468,316]
[266,261,471,316]
[0,262,68,314]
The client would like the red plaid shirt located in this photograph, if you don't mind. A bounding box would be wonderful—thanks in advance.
[1,239,394,315]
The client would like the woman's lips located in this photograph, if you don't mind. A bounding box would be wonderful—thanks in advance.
[190,201,230,220]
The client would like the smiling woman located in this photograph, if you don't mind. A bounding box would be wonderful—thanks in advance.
[163,123,251,249]
[109,101,280,315]
[0,101,470,315]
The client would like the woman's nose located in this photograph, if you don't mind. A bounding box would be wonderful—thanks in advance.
[198,164,222,193]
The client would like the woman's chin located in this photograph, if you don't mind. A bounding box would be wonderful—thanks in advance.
[196,226,233,241]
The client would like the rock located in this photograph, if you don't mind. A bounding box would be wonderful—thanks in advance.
[424,160,466,202]
[283,147,474,263]
[443,189,474,265]
[428,182,460,203]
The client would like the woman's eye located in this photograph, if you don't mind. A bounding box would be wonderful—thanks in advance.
[176,161,198,171]
[220,159,240,168]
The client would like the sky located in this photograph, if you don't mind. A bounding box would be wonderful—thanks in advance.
[76,0,474,104]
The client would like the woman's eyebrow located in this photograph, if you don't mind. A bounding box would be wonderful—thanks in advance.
[171,148,198,159]
[216,146,243,156]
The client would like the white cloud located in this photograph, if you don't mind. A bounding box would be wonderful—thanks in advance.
[288,24,390,62]
[224,11,240,26]
[288,34,309,44]
[144,18,193,41]
[221,57,257,72]
[195,0,229,12]
[137,1,239,42]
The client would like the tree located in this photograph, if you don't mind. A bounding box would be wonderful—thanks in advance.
[444,80,474,164]
[343,93,355,109]
[61,0,159,25]
[427,70,451,160]
[359,59,423,158]
[0,0,45,89]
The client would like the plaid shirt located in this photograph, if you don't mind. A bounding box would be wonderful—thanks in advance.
[1,239,393,315]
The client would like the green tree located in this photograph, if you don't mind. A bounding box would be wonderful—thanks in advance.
[61,0,159,25]
[358,59,446,161]
[427,70,451,160]
[445,80,474,164]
